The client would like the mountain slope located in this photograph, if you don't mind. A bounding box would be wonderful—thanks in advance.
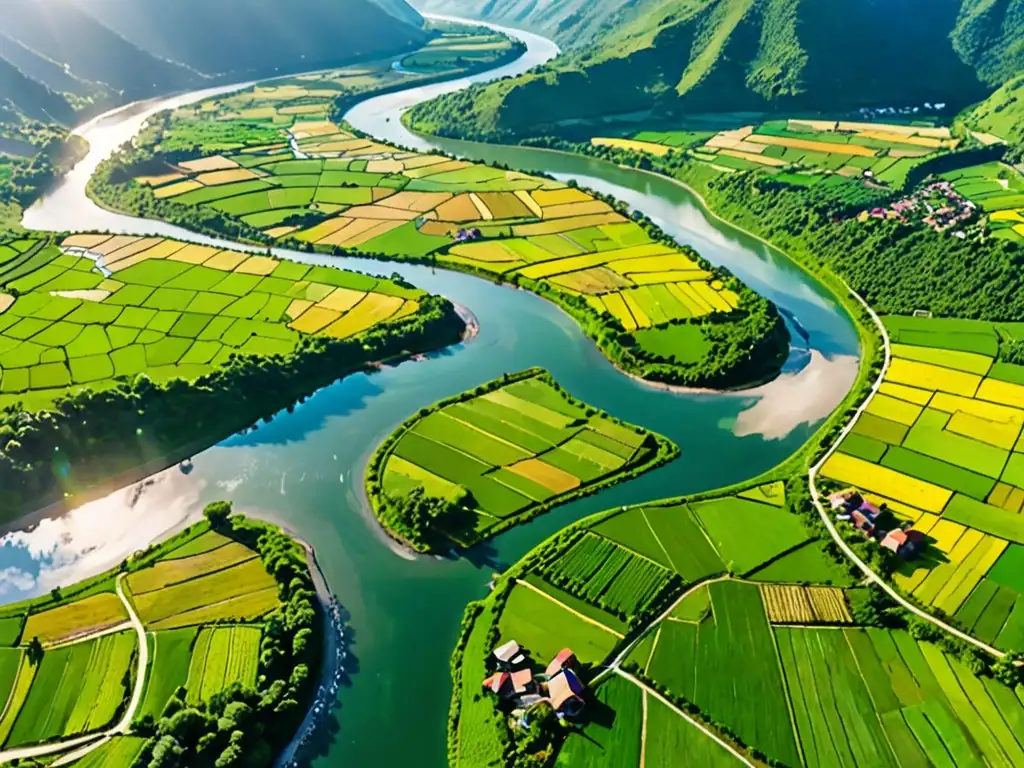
[0,34,103,98]
[373,0,425,26]
[0,58,75,124]
[76,0,428,78]
[953,0,1024,86]
[965,73,1024,161]
[414,0,645,46]
[0,0,198,96]
[409,0,1016,141]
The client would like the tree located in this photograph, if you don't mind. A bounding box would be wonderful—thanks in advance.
[204,501,233,530]
[993,653,1023,687]
[26,636,43,665]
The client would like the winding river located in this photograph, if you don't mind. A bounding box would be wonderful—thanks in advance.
[6,17,859,768]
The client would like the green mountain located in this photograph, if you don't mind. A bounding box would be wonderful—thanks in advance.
[0,0,199,97]
[416,0,633,47]
[409,0,1023,141]
[0,34,106,100]
[0,58,75,125]
[77,0,428,78]
[965,73,1024,161]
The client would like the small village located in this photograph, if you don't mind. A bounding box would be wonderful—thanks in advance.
[860,180,976,235]
[829,488,926,558]
[482,641,588,727]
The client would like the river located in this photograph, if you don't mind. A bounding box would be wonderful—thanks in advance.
[6,17,858,768]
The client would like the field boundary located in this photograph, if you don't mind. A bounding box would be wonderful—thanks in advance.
[617,668,755,767]
[807,281,1005,658]
[514,578,624,639]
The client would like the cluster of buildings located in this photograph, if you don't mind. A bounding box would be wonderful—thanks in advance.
[861,181,975,236]
[482,641,587,721]
[829,488,925,558]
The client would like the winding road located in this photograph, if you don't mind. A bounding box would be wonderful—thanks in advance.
[0,575,148,765]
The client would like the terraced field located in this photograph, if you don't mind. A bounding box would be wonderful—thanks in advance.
[0,233,431,411]
[822,315,1024,651]
[598,118,960,188]
[369,368,676,546]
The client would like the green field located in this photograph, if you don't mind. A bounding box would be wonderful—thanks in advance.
[821,315,1024,650]
[940,162,1024,246]
[0,513,314,762]
[371,368,674,548]
[0,233,431,411]
[554,676,641,767]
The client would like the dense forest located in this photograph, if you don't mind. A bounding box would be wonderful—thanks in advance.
[407,0,1023,142]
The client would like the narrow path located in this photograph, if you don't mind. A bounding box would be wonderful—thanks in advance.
[616,668,753,767]
[0,575,149,764]
[808,283,1004,658]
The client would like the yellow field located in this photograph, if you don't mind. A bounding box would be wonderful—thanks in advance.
[512,213,628,236]
[508,458,580,493]
[23,593,128,645]
[235,256,279,276]
[858,130,943,148]
[878,382,933,405]
[541,201,614,220]
[135,172,186,187]
[518,244,675,280]
[450,242,521,263]
[628,270,711,285]
[887,358,982,397]
[991,210,1024,223]
[821,452,953,512]
[345,204,419,221]
[532,188,592,207]
[836,122,951,139]
[194,168,260,186]
[204,250,248,271]
[550,268,631,294]
[323,294,405,338]
[435,194,482,222]
[387,455,462,500]
[865,393,923,425]
[591,137,672,157]
[288,306,340,334]
[606,253,702,275]
[976,377,1024,409]
[623,293,651,328]
[380,191,453,212]
[179,155,238,172]
[168,243,222,264]
[890,344,993,376]
[155,180,203,198]
[336,219,403,247]
[318,287,366,313]
[746,134,876,156]
[760,585,852,624]
[0,655,35,744]
[601,293,637,330]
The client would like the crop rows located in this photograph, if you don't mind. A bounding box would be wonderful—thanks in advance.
[761,585,852,625]
[542,533,672,619]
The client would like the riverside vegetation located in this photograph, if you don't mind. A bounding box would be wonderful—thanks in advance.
[366,368,678,551]
[0,502,321,768]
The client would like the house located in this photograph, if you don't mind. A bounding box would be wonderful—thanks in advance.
[547,668,586,718]
[511,668,534,695]
[829,489,860,511]
[493,640,526,670]
[482,672,514,698]
[545,648,577,678]
[851,509,876,535]
[881,528,925,559]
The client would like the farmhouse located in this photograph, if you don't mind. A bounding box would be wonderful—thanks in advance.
[547,668,586,718]
[881,528,926,559]
[494,640,525,670]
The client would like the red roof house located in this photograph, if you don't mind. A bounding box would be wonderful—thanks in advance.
[511,668,534,695]
[545,648,577,678]
[482,672,513,697]
[547,668,586,717]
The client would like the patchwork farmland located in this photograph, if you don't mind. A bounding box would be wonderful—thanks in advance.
[596,118,961,188]
[453,472,1024,768]
[0,513,314,764]
[0,233,431,411]
[822,315,1024,652]
[370,368,675,547]
[99,66,782,388]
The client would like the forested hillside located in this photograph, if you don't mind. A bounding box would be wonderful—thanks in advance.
[0,59,75,125]
[77,0,427,77]
[409,0,1024,141]
[965,73,1024,162]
